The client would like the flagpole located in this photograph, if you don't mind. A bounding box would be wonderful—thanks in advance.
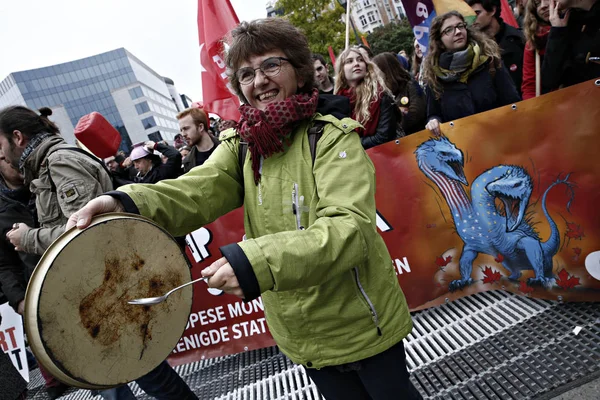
[345,0,351,49]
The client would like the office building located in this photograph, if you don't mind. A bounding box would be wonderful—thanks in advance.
[0,48,183,152]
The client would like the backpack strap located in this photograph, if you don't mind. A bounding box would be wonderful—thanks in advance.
[307,121,326,166]
[239,141,248,174]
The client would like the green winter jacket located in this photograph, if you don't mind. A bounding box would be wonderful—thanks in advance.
[118,114,413,368]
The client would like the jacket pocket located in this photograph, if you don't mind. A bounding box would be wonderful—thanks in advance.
[352,267,382,336]
[30,178,61,226]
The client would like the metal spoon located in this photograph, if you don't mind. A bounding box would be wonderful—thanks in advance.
[128,277,209,305]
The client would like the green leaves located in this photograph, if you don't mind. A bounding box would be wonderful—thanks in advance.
[275,0,351,56]
[366,19,415,56]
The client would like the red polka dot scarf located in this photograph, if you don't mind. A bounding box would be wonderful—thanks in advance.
[237,88,319,184]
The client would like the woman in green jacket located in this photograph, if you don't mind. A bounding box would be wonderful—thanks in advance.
[68,18,418,400]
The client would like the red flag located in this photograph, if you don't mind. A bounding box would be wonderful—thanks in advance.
[500,0,519,28]
[197,0,241,121]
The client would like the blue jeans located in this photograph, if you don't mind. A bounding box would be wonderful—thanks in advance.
[97,361,197,400]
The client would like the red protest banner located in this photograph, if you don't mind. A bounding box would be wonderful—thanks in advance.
[197,0,241,121]
[168,80,600,365]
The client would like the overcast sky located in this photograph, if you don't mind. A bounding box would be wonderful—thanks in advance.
[0,0,268,102]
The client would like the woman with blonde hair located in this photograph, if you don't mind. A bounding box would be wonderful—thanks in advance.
[334,46,401,148]
[423,11,520,135]
[521,0,551,99]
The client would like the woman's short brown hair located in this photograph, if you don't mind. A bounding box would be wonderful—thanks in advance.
[225,18,315,105]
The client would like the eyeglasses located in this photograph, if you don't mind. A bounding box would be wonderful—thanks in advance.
[442,22,468,37]
[236,57,291,85]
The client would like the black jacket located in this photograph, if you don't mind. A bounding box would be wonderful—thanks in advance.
[134,143,182,183]
[395,80,427,135]
[182,135,220,173]
[361,93,400,150]
[496,22,526,95]
[427,60,521,123]
[541,1,600,93]
[0,186,40,312]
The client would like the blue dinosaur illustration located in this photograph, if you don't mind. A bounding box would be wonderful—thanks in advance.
[415,137,574,290]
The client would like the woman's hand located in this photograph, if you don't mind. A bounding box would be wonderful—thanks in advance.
[201,257,244,298]
[549,0,570,27]
[425,119,442,136]
[6,223,29,252]
[65,195,124,231]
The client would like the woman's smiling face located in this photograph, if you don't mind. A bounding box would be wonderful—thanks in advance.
[238,50,304,111]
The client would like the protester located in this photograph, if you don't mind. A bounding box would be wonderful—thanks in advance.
[423,11,521,135]
[0,105,197,400]
[312,54,335,94]
[522,0,552,99]
[412,38,425,87]
[130,140,182,183]
[541,0,600,93]
[67,17,418,400]
[0,157,52,399]
[176,108,220,173]
[514,0,526,27]
[468,0,526,94]
[335,46,401,147]
[104,154,135,187]
[0,157,38,315]
[173,133,187,150]
[373,52,427,135]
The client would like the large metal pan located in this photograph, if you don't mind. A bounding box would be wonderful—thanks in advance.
[25,213,192,389]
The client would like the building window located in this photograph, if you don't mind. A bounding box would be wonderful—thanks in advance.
[141,116,156,129]
[359,15,367,27]
[135,101,150,114]
[148,131,163,142]
[129,86,143,100]
[363,0,370,6]
[367,11,376,22]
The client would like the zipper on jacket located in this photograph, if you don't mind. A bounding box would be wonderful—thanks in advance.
[353,267,382,336]
[292,183,305,230]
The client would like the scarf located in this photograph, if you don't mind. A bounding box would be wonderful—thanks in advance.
[337,86,382,137]
[18,131,57,173]
[237,89,319,184]
[433,43,489,84]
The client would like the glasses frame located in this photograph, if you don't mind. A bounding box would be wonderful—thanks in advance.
[441,22,468,37]
[236,57,291,86]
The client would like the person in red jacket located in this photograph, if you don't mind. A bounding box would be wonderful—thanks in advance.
[522,0,552,99]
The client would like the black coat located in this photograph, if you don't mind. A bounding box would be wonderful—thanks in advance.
[394,80,427,135]
[426,60,521,123]
[541,1,600,93]
[134,143,182,184]
[0,187,40,312]
[496,22,526,95]
[361,93,400,150]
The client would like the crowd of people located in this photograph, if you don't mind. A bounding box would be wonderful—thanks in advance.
[0,0,597,398]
